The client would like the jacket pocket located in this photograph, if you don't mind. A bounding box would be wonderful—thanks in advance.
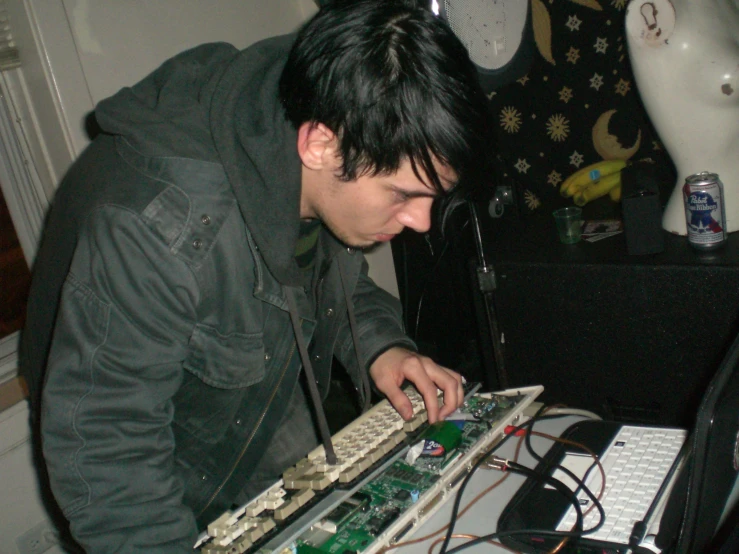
[175,324,265,444]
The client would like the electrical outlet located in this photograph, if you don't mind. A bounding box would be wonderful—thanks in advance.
[15,520,60,554]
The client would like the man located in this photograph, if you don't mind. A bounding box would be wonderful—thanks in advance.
[20,0,493,551]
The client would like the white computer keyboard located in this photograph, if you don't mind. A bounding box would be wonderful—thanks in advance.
[283,387,429,490]
[557,425,688,543]
[198,388,431,553]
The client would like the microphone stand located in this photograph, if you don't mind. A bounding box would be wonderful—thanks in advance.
[468,200,509,389]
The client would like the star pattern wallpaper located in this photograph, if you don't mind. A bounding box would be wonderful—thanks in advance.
[485,0,675,213]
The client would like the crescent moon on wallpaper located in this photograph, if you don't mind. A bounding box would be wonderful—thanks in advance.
[592,109,642,160]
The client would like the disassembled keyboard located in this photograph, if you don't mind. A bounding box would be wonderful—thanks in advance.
[197,384,543,554]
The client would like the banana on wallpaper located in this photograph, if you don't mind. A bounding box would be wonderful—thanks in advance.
[486,0,674,213]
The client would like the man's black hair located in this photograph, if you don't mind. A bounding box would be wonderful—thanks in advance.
[279,0,494,212]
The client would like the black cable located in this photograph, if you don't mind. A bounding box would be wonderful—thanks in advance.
[412,220,469,340]
[628,439,691,549]
[338,262,372,412]
[507,461,585,532]
[413,238,447,338]
[523,405,606,537]
[443,464,589,554]
[400,237,410,329]
[438,411,584,554]
[285,289,337,465]
[437,422,517,554]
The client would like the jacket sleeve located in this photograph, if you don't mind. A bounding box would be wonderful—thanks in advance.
[334,254,417,378]
[41,206,200,553]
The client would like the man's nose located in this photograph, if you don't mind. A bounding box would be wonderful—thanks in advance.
[397,198,433,233]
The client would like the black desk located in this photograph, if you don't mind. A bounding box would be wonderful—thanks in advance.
[473,215,739,426]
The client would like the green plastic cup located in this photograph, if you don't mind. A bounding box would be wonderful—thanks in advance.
[553,207,583,244]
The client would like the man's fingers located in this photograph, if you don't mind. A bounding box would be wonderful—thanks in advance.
[396,357,441,423]
[426,364,464,421]
[367,347,467,423]
[371,366,414,420]
[419,382,441,424]
[382,385,414,420]
[438,386,462,419]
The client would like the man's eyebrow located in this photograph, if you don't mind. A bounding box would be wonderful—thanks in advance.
[406,189,440,198]
[391,186,441,199]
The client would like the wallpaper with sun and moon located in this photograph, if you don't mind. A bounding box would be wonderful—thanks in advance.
[486,0,675,213]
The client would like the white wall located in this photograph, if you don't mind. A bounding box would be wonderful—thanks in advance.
[0,1,398,551]
[0,402,66,553]
[10,0,321,181]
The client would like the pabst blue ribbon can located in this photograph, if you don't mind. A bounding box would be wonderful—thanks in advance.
[683,171,727,251]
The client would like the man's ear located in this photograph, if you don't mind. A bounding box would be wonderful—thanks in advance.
[297,122,339,171]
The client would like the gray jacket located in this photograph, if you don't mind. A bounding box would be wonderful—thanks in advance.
[22,36,414,552]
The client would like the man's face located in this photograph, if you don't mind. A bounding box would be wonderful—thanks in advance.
[305,158,456,250]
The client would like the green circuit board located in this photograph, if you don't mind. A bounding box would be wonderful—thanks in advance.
[294,393,523,554]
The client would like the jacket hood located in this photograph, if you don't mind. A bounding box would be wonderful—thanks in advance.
[95,35,305,286]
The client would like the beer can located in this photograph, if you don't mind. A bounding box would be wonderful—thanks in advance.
[683,171,727,251]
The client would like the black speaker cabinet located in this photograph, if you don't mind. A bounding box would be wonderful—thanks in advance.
[474,214,739,426]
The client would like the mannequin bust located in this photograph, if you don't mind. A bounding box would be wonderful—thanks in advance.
[434,0,533,91]
[625,0,739,234]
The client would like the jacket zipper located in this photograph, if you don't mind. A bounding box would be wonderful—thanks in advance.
[198,342,297,516]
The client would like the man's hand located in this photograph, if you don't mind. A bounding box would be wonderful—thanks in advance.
[369,347,465,424]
